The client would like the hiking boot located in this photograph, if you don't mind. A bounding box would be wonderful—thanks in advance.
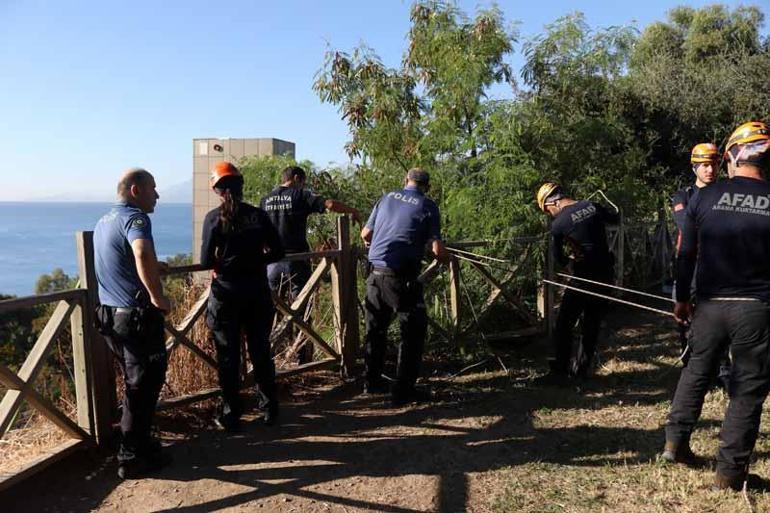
[214,414,241,433]
[117,450,172,479]
[712,471,745,492]
[660,441,697,464]
[263,404,279,426]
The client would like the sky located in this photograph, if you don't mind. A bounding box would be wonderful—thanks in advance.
[0,0,766,201]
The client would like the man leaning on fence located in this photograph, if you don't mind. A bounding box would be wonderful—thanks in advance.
[93,168,172,480]
[360,168,449,406]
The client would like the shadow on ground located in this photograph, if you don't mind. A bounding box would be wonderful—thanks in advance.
[2,308,688,513]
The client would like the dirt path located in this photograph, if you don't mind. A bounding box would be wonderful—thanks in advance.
[6,309,770,512]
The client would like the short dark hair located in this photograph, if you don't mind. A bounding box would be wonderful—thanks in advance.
[117,168,153,199]
[281,165,306,183]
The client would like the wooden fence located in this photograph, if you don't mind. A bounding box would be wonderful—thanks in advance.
[2,213,672,491]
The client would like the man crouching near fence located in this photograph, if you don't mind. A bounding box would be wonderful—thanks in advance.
[663,122,770,491]
[536,182,619,384]
[93,168,172,479]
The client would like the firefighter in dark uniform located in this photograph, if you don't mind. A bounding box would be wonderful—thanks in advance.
[671,143,723,374]
[201,162,285,431]
[260,166,360,362]
[93,168,171,479]
[361,168,448,406]
[663,121,770,490]
[536,182,619,382]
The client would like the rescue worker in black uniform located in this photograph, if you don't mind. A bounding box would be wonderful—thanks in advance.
[201,162,285,431]
[260,166,360,362]
[663,121,770,490]
[536,182,619,382]
[361,168,448,406]
[93,168,171,479]
[671,143,720,369]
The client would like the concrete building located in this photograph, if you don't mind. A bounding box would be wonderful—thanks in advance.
[192,137,295,262]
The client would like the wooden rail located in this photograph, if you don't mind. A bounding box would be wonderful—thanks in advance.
[5,215,635,492]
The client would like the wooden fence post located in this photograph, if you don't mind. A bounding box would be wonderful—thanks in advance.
[70,290,95,439]
[74,231,116,446]
[330,216,359,377]
[448,256,461,332]
[545,235,555,338]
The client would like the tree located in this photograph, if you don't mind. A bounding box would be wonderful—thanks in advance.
[34,268,78,295]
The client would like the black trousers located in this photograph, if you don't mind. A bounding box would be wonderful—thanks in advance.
[206,286,277,420]
[267,260,311,298]
[665,300,770,478]
[552,271,612,376]
[97,305,167,461]
[364,270,428,398]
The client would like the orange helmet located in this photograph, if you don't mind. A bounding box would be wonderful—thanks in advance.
[690,143,719,164]
[210,161,242,189]
[725,121,770,154]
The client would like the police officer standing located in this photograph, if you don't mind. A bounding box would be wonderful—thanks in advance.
[260,166,360,362]
[664,122,770,490]
[536,183,619,382]
[361,168,448,406]
[202,162,285,431]
[93,168,171,479]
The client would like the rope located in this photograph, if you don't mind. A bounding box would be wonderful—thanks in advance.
[447,246,511,264]
[556,273,674,303]
[543,279,675,318]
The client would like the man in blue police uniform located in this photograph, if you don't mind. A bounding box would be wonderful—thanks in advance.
[664,122,770,491]
[361,168,448,406]
[93,168,171,479]
[261,165,360,362]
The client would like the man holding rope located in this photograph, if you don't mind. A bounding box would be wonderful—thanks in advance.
[671,143,730,388]
[663,121,770,491]
[536,183,619,382]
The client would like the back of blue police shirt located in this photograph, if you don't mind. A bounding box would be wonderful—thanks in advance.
[365,185,441,275]
[93,203,153,307]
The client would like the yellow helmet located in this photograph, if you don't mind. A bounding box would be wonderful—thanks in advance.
[690,143,719,164]
[725,121,770,153]
[536,182,561,212]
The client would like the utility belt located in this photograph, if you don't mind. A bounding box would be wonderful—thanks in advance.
[370,266,418,281]
[94,304,161,337]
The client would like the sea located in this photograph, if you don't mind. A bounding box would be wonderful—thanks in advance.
[0,202,192,297]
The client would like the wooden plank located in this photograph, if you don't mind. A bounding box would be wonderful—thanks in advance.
[157,387,221,411]
[0,289,84,315]
[269,258,329,345]
[157,358,339,411]
[165,288,210,352]
[164,322,218,371]
[482,326,543,342]
[276,358,338,378]
[70,298,96,437]
[338,217,359,376]
[477,246,530,319]
[467,259,537,326]
[0,439,84,493]
[274,299,340,360]
[74,231,116,446]
[0,365,92,442]
[448,256,461,330]
[283,249,340,262]
[162,263,205,275]
[427,316,452,342]
[417,260,442,284]
[0,299,76,437]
